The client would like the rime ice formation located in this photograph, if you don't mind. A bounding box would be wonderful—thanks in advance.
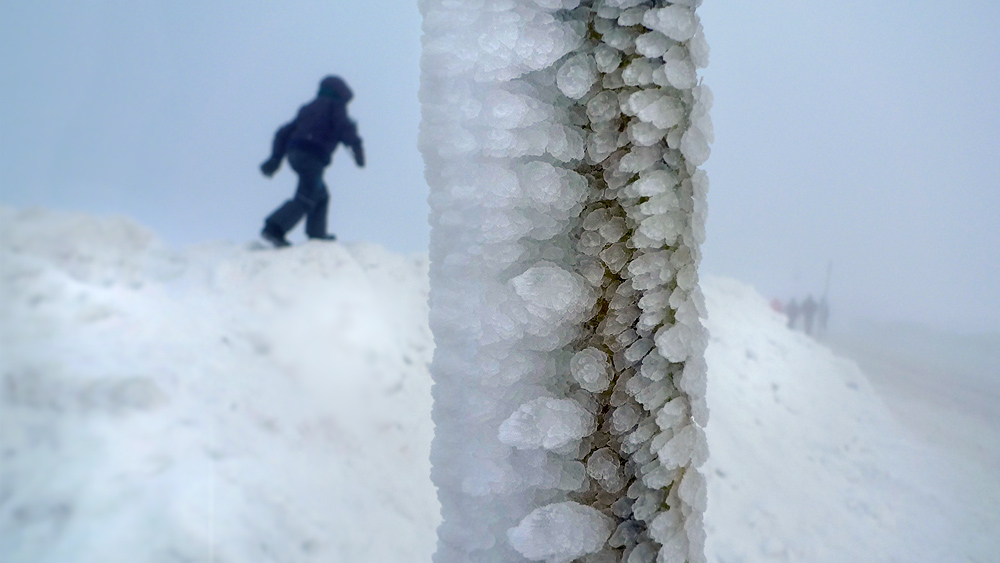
[508,502,614,563]
[420,1,711,561]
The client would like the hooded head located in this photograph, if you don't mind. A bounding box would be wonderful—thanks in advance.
[318,75,353,103]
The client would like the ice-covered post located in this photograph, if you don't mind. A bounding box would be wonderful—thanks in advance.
[420,1,711,561]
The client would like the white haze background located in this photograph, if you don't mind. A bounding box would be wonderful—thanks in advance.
[2,1,998,334]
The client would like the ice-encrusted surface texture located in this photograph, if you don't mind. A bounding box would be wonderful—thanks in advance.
[420,1,711,561]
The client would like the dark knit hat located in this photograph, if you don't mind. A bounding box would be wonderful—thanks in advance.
[318,75,353,102]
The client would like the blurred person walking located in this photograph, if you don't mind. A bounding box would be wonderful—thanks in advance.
[802,295,818,336]
[786,298,800,330]
[817,261,833,336]
[817,296,830,335]
[259,76,365,247]
[770,298,784,314]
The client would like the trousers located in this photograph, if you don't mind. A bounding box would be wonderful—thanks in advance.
[264,148,330,237]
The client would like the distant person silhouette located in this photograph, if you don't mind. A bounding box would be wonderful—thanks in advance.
[259,75,365,247]
[770,298,784,314]
[817,296,830,335]
[801,294,818,336]
[786,298,800,330]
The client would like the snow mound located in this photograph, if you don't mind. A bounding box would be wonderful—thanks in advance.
[1,207,984,562]
[0,206,438,563]
[700,276,963,563]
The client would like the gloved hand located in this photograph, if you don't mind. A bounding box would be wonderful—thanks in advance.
[260,158,281,177]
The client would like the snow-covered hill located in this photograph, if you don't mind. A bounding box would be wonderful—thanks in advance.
[1,207,995,562]
[0,207,438,562]
[700,280,994,562]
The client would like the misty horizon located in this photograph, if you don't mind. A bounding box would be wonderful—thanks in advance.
[2,1,998,333]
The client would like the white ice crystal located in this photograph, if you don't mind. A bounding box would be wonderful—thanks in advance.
[589,130,620,163]
[629,122,669,147]
[571,347,612,392]
[655,319,696,362]
[655,423,708,469]
[531,0,582,9]
[619,146,662,173]
[507,502,613,563]
[665,58,697,90]
[512,262,594,325]
[587,447,626,492]
[557,53,598,99]
[639,213,682,245]
[656,397,689,431]
[642,5,699,42]
[518,161,588,212]
[688,27,710,69]
[624,169,679,197]
[630,89,684,130]
[613,403,641,434]
[499,397,596,451]
[635,31,671,58]
[681,127,711,167]
[483,89,549,130]
[623,58,661,86]
[587,91,620,122]
[593,45,622,74]
[606,0,647,9]
[678,467,707,512]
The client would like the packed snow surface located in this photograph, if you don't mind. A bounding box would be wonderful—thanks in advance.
[2,207,997,561]
[700,279,998,562]
[0,207,438,562]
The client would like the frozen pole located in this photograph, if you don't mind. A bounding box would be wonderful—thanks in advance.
[420,1,712,561]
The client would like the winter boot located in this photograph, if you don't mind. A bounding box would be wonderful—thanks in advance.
[261,224,291,248]
[308,233,337,242]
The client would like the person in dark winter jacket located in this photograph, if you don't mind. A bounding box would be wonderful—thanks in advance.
[259,75,365,247]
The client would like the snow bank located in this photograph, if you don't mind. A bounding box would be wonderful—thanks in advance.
[2,207,986,562]
[0,206,438,563]
[700,276,965,562]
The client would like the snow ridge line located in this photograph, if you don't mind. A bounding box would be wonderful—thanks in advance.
[420,1,712,561]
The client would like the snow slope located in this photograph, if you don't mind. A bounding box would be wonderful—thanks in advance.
[824,325,1000,561]
[1,207,994,562]
[700,279,996,562]
[0,207,438,562]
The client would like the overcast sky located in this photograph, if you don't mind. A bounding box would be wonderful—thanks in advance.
[2,1,998,333]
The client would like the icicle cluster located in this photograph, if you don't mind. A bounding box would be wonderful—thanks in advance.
[420,1,711,562]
